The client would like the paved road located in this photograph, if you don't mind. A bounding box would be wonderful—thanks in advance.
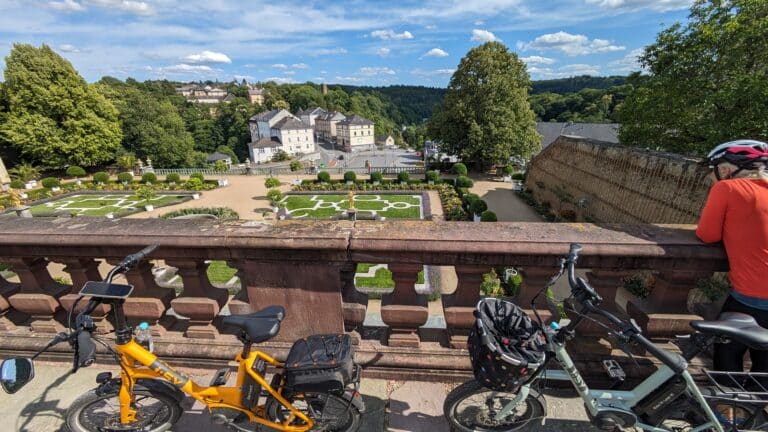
[315,142,419,169]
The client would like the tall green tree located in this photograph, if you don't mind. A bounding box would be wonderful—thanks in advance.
[620,0,768,155]
[101,86,195,168]
[0,44,122,168]
[428,42,540,168]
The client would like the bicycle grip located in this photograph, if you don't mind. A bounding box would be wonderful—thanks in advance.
[76,331,96,368]
[568,243,583,262]
[133,244,159,262]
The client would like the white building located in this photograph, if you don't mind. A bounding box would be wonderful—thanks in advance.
[250,109,294,141]
[337,115,375,152]
[315,111,346,142]
[248,109,315,163]
[297,107,327,127]
[248,87,265,105]
[175,85,234,104]
[270,117,315,155]
[250,137,282,163]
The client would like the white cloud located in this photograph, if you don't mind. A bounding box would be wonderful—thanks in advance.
[474,20,485,26]
[522,55,555,65]
[560,64,601,75]
[59,44,81,53]
[471,29,500,42]
[376,47,391,57]
[371,29,414,40]
[234,74,256,82]
[48,0,84,12]
[292,63,308,69]
[271,63,288,69]
[334,76,364,83]
[528,63,601,79]
[87,0,154,16]
[423,48,449,58]
[584,0,692,12]
[424,24,437,30]
[519,31,625,55]
[411,68,455,76]
[608,47,645,72]
[359,66,396,76]
[313,47,348,56]
[184,50,231,64]
[159,64,213,72]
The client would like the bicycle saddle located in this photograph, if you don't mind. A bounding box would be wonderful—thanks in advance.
[690,312,768,350]
[223,305,286,343]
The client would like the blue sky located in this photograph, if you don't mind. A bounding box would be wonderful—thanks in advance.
[0,0,693,86]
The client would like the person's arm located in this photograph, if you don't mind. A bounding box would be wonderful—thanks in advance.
[695,181,730,243]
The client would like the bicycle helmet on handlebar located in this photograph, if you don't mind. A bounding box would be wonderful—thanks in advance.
[706,140,768,179]
[468,298,547,392]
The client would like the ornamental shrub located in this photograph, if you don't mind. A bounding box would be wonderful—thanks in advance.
[317,171,331,183]
[93,172,110,184]
[452,163,468,176]
[290,160,303,172]
[184,178,204,191]
[426,170,440,183]
[266,188,283,205]
[265,177,280,188]
[456,175,474,188]
[117,172,134,184]
[135,185,156,201]
[480,210,498,222]
[166,173,181,184]
[370,171,383,183]
[469,199,488,215]
[397,171,410,183]
[66,166,86,177]
[141,172,157,184]
[190,172,204,181]
[10,179,24,189]
[41,177,60,188]
[503,165,514,176]
[462,193,480,207]
[344,171,357,182]
[512,172,525,181]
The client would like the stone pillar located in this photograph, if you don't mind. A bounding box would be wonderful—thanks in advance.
[381,263,428,348]
[627,270,711,338]
[232,261,345,342]
[167,260,229,339]
[441,265,484,349]
[108,259,174,336]
[0,271,20,331]
[7,258,69,333]
[58,259,113,334]
[340,263,367,335]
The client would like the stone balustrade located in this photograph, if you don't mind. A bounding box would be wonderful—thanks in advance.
[0,217,727,380]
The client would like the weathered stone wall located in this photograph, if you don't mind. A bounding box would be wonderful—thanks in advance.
[525,135,712,223]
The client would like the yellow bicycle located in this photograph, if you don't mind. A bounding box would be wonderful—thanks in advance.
[0,245,364,432]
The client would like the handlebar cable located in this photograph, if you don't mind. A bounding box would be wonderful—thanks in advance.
[530,258,567,329]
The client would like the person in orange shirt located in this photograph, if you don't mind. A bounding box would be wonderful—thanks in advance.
[696,139,768,374]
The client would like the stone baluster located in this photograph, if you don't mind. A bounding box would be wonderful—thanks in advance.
[442,266,483,349]
[575,269,635,337]
[167,259,229,339]
[380,263,428,348]
[6,258,69,333]
[340,263,368,336]
[627,269,712,338]
[518,266,560,322]
[57,259,113,334]
[107,259,174,336]
[0,269,20,331]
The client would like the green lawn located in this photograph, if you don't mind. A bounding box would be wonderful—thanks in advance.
[282,194,422,219]
[207,261,238,284]
[355,265,425,288]
[28,194,189,217]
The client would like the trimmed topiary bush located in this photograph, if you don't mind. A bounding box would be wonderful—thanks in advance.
[184,178,204,190]
[456,175,474,188]
[141,172,157,184]
[503,165,514,176]
[452,163,468,176]
[426,170,440,183]
[317,171,331,183]
[370,171,383,183]
[480,210,498,222]
[344,171,357,182]
[512,172,525,181]
[397,171,410,183]
[93,172,110,184]
[135,185,156,201]
[462,193,480,207]
[166,173,181,184]
[10,179,24,189]
[190,172,204,181]
[265,177,280,188]
[66,166,86,177]
[117,172,134,184]
[266,188,283,205]
[41,177,60,188]
[161,207,239,220]
[469,199,488,215]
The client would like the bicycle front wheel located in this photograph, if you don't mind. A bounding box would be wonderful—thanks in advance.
[65,387,182,432]
[444,380,544,432]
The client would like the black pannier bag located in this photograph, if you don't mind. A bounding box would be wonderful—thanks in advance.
[468,298,547,392]
[284,334,356,395]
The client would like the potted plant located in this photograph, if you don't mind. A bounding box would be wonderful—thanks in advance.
[135,185,156,211]
[426,170,440,185]
[344,171,357,185]
[42,177,61,192]
[117,172,133,186]
[317,171,331,184]
[397,171,410,185]
[370,171,383,186]
[66,166,86,185]
[687,273,730,320]
[266,188,283,212]
[502,165,514,182]
[469,199,488,222]
[93,171,110,186]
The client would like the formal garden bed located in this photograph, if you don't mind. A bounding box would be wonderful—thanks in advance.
[281,193,425,219]
[27,192,193,217]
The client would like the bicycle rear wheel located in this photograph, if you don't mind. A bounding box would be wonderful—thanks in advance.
[444,380,544,432]
[267,391,361,432]
[651,388,768,432]
[65,387,182,432]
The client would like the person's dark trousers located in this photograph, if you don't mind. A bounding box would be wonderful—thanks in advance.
[713,295,768,389]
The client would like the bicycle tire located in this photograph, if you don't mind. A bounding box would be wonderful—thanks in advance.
[650,387,768,432]
[444,380,544,432]
[65,387,182,432]
[267,391,361,431]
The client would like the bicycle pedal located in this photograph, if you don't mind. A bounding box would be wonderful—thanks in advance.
[209,367,231,387]
[602,359,626,381]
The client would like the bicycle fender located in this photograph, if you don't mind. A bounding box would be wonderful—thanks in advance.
[96,377,185,404]
[343,389,366,413]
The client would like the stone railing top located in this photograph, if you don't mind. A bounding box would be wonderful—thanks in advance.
[0,217,727,270]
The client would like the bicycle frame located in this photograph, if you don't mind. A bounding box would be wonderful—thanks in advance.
[113,338,316,432]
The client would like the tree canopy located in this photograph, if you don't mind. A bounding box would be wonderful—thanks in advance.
[619,0,768,155]
[428,41,540,168]
[0,44,122,168]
